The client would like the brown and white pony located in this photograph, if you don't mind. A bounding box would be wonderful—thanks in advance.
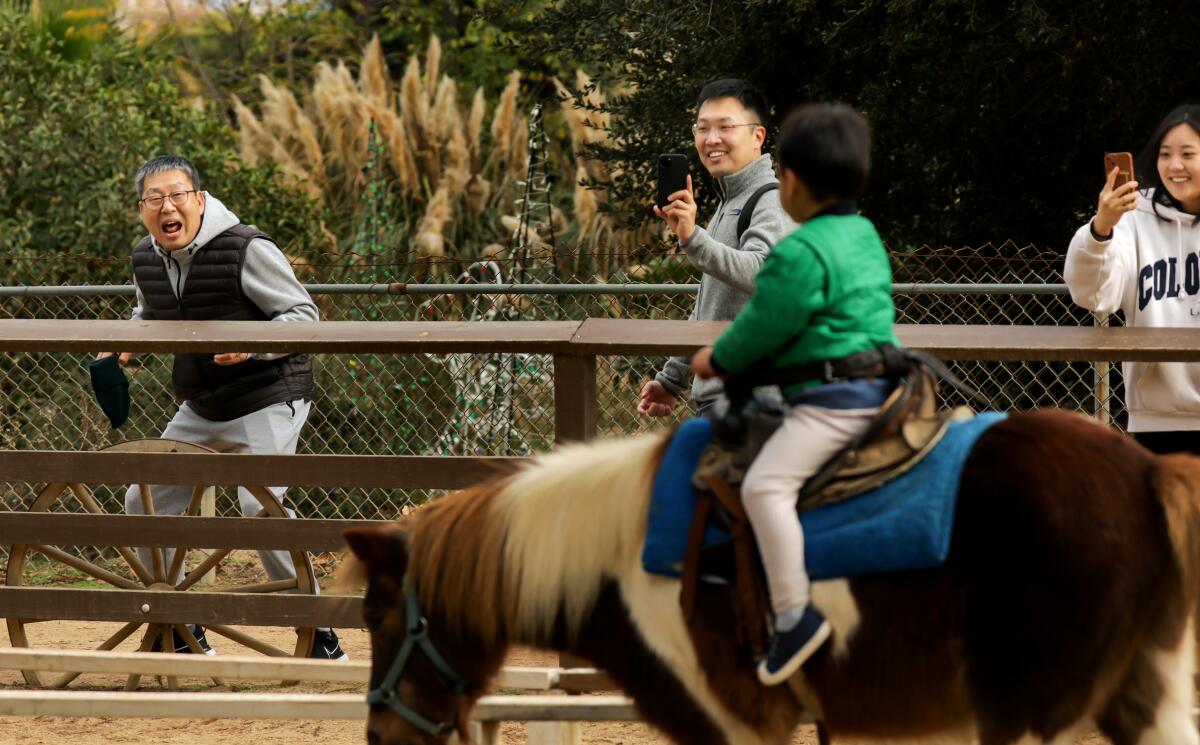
[343,409,1200,745]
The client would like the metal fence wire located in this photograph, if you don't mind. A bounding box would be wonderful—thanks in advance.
[0,242,1117,535]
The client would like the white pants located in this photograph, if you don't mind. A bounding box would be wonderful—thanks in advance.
[741,404,878,615]
[125,399,312,586]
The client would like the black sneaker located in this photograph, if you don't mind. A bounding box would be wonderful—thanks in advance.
[308,628,349,661]
[757,606,830,685]
[150,624,215,655]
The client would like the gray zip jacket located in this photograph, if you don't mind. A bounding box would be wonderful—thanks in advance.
[654,154,795,403]
[131,193,318,361]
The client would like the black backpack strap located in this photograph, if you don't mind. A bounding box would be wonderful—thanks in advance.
[736,182,780,242]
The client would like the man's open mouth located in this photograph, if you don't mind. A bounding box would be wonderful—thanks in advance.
[161,220,183,237]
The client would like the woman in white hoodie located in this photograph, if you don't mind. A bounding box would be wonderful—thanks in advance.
[1066,104,1200,452]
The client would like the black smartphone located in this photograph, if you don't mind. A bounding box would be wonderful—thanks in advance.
[656,153,689,209]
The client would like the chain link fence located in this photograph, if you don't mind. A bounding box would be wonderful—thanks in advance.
[0,242,1112,534]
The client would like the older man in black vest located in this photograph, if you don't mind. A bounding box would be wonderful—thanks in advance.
[98,154,345,660]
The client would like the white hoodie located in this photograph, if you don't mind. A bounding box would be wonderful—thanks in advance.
[1065,188,1200,431]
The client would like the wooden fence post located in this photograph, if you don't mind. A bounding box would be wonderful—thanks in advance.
[552,353,597,678]
[553,354,597,444]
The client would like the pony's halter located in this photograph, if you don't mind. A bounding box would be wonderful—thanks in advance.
[365,587,470,738]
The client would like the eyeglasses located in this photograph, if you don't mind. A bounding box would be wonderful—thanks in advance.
[139,190,197,210]
[691,122,763,137]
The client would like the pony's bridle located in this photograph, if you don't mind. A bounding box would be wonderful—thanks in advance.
[365,587,470,738]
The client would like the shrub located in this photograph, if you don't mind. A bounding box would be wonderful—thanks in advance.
[0,4,329,284]
[525,0,1200,249]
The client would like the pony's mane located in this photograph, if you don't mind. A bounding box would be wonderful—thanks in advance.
[408,475,517,647]
[498,432,669,642]
[407,431,670,647]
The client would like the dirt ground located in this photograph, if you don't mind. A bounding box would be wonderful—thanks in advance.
[0,617,1115,745]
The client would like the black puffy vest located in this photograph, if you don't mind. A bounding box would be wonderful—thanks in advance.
[132,224,314,421]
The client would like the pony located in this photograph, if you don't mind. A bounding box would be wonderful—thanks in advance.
[343,409,1200,745]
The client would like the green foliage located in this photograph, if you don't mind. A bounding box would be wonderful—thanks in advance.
[0,6,328,282]
[174,0,361,106]
[30,0,111,61]
[172,0,559,113]
[525,0,1200,248]
[370,0,558,92]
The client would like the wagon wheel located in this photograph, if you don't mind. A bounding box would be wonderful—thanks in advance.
[5,438,318,690]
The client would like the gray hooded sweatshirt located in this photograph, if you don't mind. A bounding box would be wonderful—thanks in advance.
[131,193,318,361]
[655,153,796,403]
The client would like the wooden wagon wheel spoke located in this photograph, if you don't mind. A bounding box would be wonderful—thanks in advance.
[155,625,180,690]
[175,548,234,592]
[154,624,180,692]
[205,624,291,658]
[6,438,320,690]
[210,578,299,594]
[64,482,155,587]
[137,483,168,583]
[172,624,225,687]
[43,482,154,587]
[125,624,161,691]
[50,622,142,689]
[165,486,211,584]
[28,544,141,590]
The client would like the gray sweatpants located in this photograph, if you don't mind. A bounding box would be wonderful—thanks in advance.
[125,399,311,586]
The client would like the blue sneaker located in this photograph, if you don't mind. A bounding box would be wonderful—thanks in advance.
[757,606,831,685]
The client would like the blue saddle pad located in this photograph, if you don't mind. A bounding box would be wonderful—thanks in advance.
[642,411,1007,580]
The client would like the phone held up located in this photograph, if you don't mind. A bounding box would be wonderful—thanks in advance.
[1104,152,1135,189]
[657,153,689,209]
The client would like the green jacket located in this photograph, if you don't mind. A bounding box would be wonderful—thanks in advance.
[711,210,897,389]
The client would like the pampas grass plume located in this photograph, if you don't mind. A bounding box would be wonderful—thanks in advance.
[359,34,391,107]
[467,87,485,160]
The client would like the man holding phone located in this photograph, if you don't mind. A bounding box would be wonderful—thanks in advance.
[639,78,795,416]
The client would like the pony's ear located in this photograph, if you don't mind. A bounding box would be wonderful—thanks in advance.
[343,527,409,573]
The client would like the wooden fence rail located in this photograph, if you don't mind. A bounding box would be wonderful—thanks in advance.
[2,317,1199,360]
[0,648,626,745]
[0,648,610,691]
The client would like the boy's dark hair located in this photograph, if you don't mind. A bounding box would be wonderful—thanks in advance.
[1137,104,1200,224]
[776,103,871,201]
[134,154,202,200]
[696,79,769,127]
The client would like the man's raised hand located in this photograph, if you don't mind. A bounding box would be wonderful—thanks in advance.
[652,175,698,243]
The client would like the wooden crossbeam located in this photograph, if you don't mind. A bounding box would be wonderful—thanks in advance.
[0,319,584,354]
[0,647,365,682]
[0,513,384,552]
[0,587,364,628]
[0,649,569,690]
[0,691,638,721]
[5,318,1200,361]
[0,451,523,489]
[567,319,1200,361]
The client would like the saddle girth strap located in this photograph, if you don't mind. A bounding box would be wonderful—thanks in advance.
[700,473,770,654]
[680,487,714,622]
